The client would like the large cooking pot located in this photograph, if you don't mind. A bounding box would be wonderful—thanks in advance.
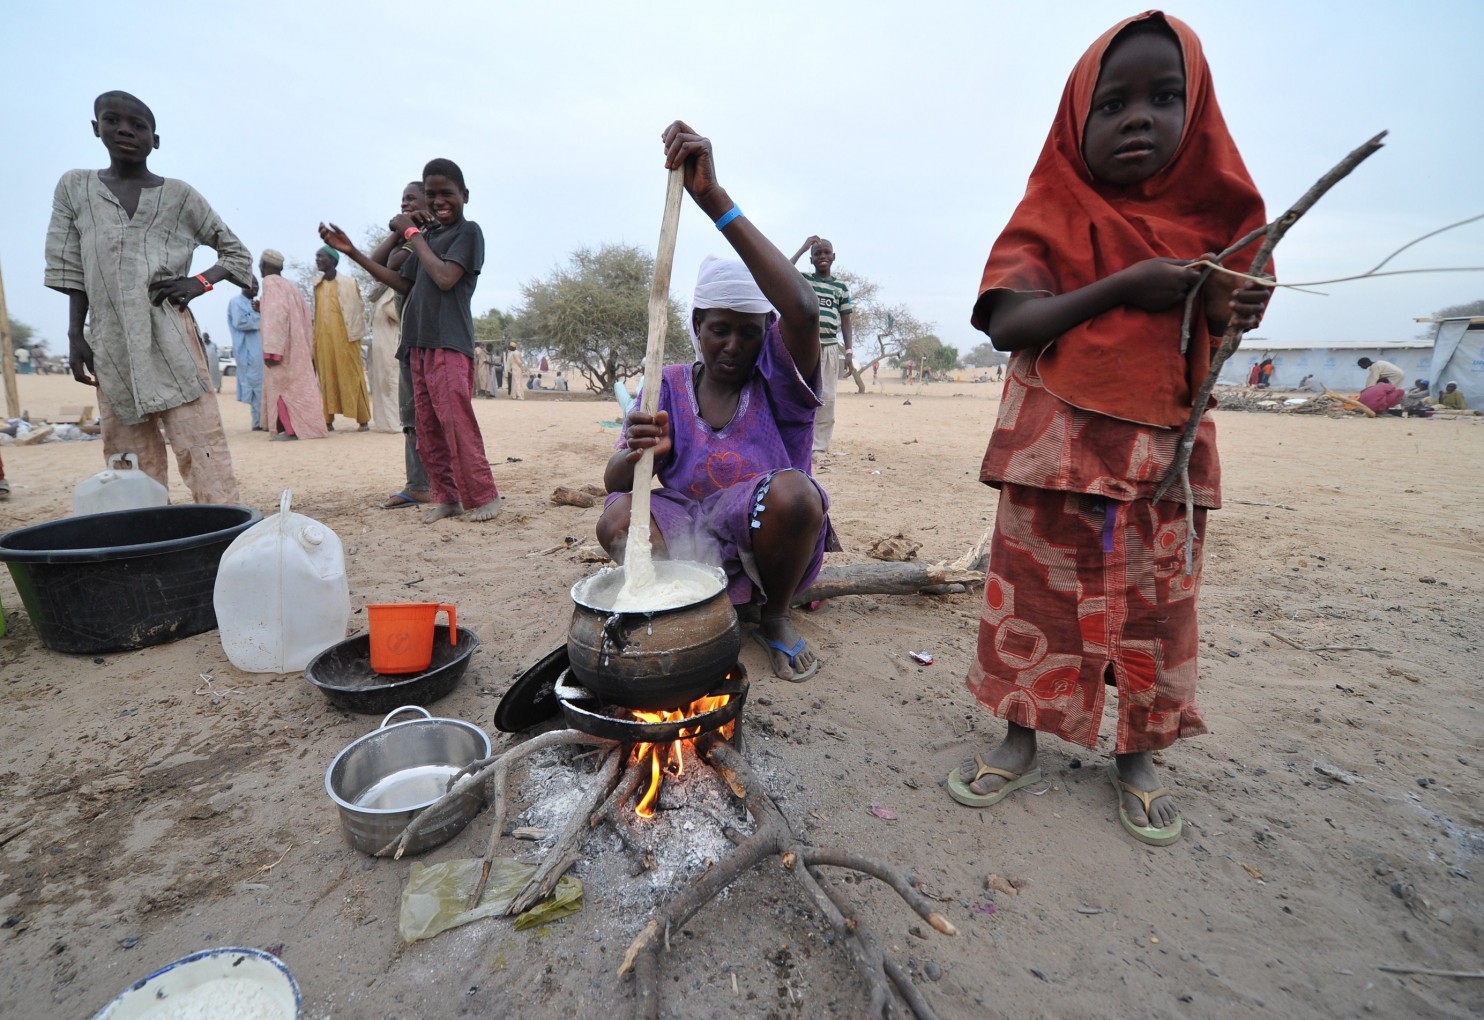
[324,706,490,856]
[567,562,739,710]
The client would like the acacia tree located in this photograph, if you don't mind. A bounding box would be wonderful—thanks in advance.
[474,308,514,344]
[963,341,1007,368]
[1415,299,1484,340]
[514,244,687,394]
[833,271,933,363]
[904,334,959,375]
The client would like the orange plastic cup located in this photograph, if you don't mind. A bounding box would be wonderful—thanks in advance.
[366,602,457,675]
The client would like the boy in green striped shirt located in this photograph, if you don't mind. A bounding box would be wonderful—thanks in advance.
[790,236,854,453]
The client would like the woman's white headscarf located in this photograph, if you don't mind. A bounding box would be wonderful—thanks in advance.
[688,256,774,351]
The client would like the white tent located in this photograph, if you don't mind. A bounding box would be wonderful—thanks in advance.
[1425,316,1484,406]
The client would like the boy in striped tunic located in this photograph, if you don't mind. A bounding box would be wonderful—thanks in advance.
[790,236,854,452]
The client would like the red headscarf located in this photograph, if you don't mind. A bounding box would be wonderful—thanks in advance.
[972,10,1268,427]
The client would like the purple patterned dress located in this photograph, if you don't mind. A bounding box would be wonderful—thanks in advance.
[609,322,834,604]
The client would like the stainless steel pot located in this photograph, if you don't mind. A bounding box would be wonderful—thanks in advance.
[324,706,491,856]
[567,562,740,710]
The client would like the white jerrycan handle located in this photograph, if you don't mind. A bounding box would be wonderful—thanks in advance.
[109,453,142,472]
[278,489,293,534]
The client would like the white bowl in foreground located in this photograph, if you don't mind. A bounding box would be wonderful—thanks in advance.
[90,947,300,1020]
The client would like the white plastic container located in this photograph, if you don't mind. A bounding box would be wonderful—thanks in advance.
[214,489,350,673]
[72,454,169,516]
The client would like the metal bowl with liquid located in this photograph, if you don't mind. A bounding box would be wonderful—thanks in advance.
[324,706,491,856]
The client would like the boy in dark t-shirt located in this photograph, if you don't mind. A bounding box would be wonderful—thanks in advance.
[321,158,501,522]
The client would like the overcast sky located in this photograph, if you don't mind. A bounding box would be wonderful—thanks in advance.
[4,0,1480,359]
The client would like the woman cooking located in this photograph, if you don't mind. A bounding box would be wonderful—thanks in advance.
[596,120,836,684]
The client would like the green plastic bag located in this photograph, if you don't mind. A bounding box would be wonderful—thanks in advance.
[398,857,583,942]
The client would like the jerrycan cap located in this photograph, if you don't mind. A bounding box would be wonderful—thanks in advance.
[301,524,325,546]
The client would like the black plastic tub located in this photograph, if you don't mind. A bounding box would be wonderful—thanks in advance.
[0,504,261,654]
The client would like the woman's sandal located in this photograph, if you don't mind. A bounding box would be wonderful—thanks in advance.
[946,753,1043,808]
[750,630,821,682]
[1107,765,1183,846]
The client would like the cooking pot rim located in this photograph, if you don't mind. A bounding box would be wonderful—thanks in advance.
[569,561,729,614]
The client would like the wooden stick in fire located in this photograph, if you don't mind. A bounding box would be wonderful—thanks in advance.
[617,166,687,599]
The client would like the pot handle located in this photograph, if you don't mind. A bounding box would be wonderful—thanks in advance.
[380,705,432,729]
[602,613,628,652]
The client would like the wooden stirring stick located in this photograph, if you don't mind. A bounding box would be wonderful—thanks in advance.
[619,166,686,596]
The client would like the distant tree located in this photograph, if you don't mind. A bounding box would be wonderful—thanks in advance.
[833,271,934,362]
[7,317,38,351]
[474,307,515,345]
[1432,299,1484,318]
[963,341,1007,369]
[513,244,687,394]
[1416,299,1484,340]
[900,334,958,375]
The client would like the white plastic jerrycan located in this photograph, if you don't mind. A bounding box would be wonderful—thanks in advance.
[72,454,169,516]
[214,489,351,673]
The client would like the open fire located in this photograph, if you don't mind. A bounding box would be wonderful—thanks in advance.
[627,694,734,817]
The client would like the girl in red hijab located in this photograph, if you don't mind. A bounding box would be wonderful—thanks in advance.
[949,11,1272,847]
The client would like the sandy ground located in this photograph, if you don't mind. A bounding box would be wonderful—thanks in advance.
[2,372,1481,1020]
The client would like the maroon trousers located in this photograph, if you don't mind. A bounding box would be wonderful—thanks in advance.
[409,347,498,508]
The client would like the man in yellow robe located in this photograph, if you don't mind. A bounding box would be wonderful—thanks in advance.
[312,246,370,430]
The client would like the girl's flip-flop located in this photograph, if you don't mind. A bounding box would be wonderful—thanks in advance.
[1107,765,1183,846]
[750,630,821,683]
[946,753,1043,808]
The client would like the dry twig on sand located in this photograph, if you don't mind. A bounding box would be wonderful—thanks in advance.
[1269,632,1394,655]
[1228,498,1296,511]
[1376,965,1484,980]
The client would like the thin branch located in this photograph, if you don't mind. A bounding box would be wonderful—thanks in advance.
[1364,212,1484,274]
[801,849,958,936]
[1193,261,1484,294]
[1269,633,1394,655]
[1179,223,1270,353]
[1154,130,1389,506]
[1377,965,1484,980]
[1228,498,1296,511]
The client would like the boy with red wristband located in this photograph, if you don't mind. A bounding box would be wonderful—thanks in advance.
[320,159,501,523]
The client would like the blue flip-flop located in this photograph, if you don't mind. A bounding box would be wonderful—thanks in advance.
[751,630,821,683]
[380,490,427,510]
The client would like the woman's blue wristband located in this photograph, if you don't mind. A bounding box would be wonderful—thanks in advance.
[714,205,744,231]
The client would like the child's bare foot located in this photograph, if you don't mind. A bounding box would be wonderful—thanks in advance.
[753,614,818,682]
[956,722,1038,797]
[466,497,503,522]
[423,502,463,523]
[1113,751,1179,829]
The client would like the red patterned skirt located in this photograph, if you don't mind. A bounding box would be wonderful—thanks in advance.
[966,484,1209,753]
